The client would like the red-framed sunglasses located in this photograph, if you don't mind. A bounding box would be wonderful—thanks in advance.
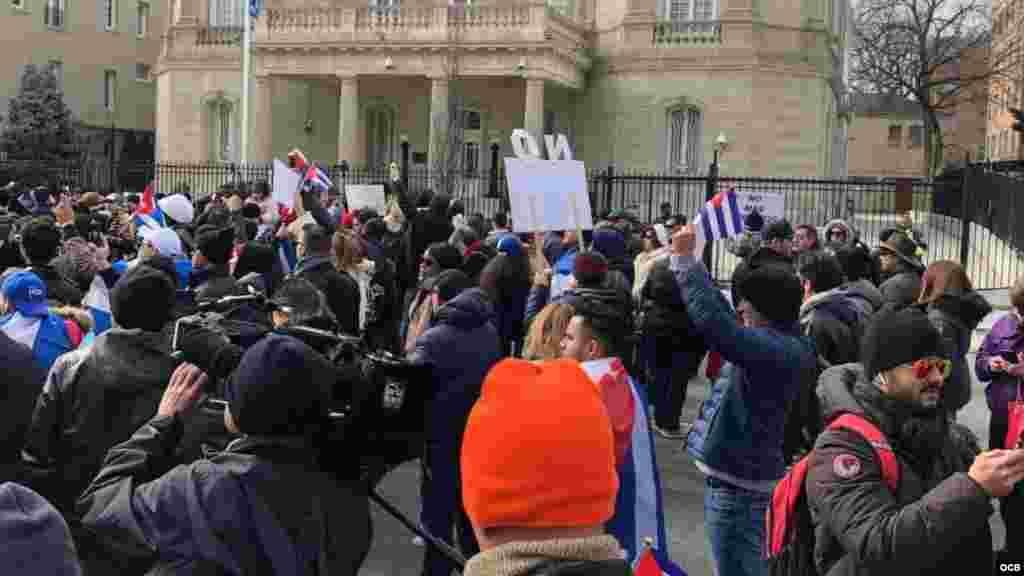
[908,358,952,379]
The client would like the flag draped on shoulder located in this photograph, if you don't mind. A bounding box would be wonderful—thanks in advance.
[133,180,165,230]
[579,358,684,575]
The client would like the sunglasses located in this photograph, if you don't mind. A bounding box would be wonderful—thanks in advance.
[907,358,952,379]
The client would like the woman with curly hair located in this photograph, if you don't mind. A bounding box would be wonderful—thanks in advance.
[522,302,575,361]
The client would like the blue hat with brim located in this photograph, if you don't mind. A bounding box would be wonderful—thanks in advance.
[1,271,48,317]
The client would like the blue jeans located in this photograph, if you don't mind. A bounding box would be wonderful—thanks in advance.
[704,476,770,576]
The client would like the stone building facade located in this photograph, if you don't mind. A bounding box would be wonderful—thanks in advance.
[157,0,852,178]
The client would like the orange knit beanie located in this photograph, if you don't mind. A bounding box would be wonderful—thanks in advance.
[461,358,618,530]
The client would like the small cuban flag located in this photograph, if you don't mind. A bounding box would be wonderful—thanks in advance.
[133,180,165,231]
[82,275,113,337]
[302,164,333,194]
[633,539,687,576]
[691,187,743,259]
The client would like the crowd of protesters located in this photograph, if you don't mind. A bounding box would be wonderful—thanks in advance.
[0,152,1021,576]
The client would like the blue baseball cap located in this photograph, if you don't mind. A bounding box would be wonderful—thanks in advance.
[1,272,48,317]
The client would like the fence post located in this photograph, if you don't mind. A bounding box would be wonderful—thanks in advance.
[603,165,614,216]
[959,163,972,267]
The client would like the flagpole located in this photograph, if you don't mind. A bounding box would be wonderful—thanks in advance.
[240,0,252,166]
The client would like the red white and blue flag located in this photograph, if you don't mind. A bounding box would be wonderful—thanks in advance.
[133,180,165,230]
[579,358,685,576]
[695,187,743,243]
[302,164,332,194]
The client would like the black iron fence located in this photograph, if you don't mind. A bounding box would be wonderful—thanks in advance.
[933,163,1024,291]
[6,159,1020,288]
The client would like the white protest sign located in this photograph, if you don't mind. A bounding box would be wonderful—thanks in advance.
[505,130,592,234]
[735,191,785,223]
[345,184,386,214]
[272,158,301,209]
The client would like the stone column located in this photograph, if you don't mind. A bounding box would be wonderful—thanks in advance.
[337,76,363,167]
[428,77,450,170]
[251,75,273,162]
[524,78,545,145]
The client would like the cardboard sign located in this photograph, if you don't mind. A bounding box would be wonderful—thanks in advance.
[736,191,784,224]
[505,130,592,233]
[345,184,387,214]
[272,158,301,209]
[505,158,592,233]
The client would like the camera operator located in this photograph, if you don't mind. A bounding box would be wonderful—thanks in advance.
[21,259,181,575]
[77,337,372,575]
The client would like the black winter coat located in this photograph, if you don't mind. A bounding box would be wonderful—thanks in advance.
[21,328,182,518]
[78,418,371,576]
[0,332,44,482]
[295,255,360,336]
[807,364,993,575]
[878,267,923,313]
[640,260,705,355]
[919,292,992,412]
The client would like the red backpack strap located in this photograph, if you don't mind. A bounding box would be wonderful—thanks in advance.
[828,413,900,493]
[767,457,812,557]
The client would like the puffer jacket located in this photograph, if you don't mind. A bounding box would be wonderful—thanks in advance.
[78,418,371,576]
[808,364,993,575]
[975,312,1024,427]
[799,280,882,367]
[410,288,503,444]
[918,292,992,412]
[20,328,181,518]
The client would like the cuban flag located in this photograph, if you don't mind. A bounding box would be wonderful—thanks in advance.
[580,358,684,575]
[633,542,687,576]
[82,275,114,337]
[302,164,332,194]
[692,187,743,258]
[133,180,165,231]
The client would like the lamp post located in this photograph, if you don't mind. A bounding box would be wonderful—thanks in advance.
[489,138,500,198]
[704,132,729,271]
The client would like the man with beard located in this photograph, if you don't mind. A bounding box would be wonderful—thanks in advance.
[807,309,1020,575]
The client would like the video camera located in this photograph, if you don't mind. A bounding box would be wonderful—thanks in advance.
[171,290,429,475]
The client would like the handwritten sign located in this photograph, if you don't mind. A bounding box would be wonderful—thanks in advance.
[736,192,784,223]
[272,158,301,209]
[345,184,387,214]
[505,130,592,233]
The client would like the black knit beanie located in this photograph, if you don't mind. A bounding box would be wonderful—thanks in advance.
[736,265,802,324]
[111,263,176,331]
[861,308,943,382]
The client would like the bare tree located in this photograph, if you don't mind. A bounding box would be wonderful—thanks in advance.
[851,0,1023,177]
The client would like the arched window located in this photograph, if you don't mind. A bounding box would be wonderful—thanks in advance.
[667,106,702,174]
[208,97,235,163]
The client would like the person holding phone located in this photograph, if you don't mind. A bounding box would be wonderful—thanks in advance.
[976,276,1024,557]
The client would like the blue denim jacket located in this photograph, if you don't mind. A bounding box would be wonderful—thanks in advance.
[671,255,817,484]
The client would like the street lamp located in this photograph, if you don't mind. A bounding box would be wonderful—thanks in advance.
[713,132,729,166]
[704,131,730,272]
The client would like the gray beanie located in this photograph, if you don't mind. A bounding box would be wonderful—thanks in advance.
[0,483,82,575]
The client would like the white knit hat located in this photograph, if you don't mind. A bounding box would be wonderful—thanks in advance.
[157,194,195,225]
[140,227,184,258]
